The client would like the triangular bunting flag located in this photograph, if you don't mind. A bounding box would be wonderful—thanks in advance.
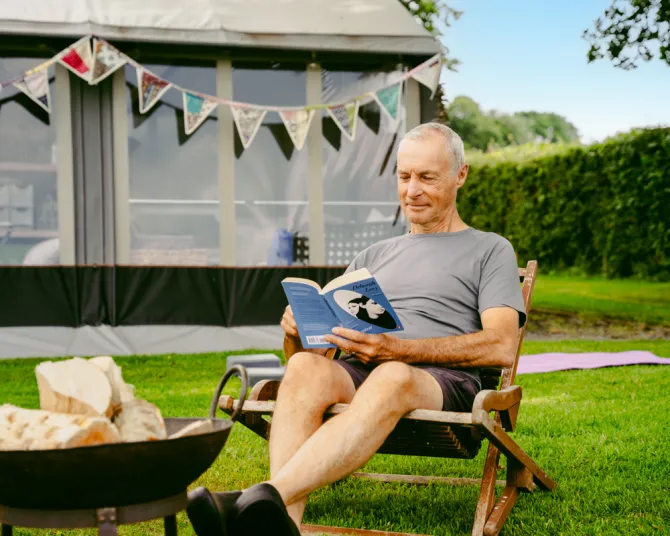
[137,68,171,114]
[183,92,218,135]
[90,38,126,84]
[327,100,360,142]
[410,54,442,98]
[279,109,315,150]
[13,68,51,113]
[231,105,267,149]
[58,37,93,81]
[373,83,402,126]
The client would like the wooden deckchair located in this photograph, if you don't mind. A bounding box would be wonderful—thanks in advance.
[219,260,556,536]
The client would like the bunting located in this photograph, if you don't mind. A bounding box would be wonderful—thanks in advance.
[137,68,171,114]
[279,109,314,151]
[410,53,442,98]
[90,38,126,84]
[13,68,51,113]
[0,35,447,151]
[373,83,403,126]
[183,92,218,135]
[327,100,360,142]
[231,105,267,149]
[59,38,93,81]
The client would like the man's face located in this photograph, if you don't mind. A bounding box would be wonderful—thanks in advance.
[396,134,467,228]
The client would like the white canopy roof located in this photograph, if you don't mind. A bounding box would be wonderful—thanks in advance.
[0,0,441,56]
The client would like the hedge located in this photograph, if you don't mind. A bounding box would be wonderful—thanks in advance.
[458,128,670,279]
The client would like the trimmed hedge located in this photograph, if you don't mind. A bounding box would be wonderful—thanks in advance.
[458,128,670,279]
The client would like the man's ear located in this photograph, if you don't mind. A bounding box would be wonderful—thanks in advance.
[456,164,469,189]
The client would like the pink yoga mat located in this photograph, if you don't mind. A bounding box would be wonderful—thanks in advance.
[516,351,670,375]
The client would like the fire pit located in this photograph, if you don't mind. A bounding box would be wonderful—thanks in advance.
[0,365,248,536]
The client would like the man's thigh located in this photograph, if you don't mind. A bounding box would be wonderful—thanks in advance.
[334,356,481,412]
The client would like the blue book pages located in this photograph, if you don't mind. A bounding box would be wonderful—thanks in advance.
[281,281,339,348]
[322,275,403,336]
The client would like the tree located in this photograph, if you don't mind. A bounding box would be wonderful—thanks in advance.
[583,0,670,70]
[399,0,463,71]
[442,96,581,151]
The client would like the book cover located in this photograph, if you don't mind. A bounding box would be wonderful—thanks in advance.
[281,269,403,349]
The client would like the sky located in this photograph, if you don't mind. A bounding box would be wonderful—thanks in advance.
[437,1,670,143]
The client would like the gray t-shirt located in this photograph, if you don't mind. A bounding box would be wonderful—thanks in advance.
[345,227,526,358]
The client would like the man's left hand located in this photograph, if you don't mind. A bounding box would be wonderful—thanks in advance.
[323,327,404,364]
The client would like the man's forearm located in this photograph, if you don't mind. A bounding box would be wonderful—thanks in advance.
[396,329,516,369]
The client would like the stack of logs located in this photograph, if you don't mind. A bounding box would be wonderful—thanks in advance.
[0,356,211,450]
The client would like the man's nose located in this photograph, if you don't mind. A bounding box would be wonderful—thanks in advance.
[407,176,423,197]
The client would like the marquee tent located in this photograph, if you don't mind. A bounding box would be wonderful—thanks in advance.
[0,0,443,358]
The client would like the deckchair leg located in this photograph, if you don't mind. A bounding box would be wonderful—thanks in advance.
[483,486,520,536]
[472,443,502,536]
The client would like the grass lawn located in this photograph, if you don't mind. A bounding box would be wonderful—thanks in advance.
[2,340,669,535]
[532,274,670,326]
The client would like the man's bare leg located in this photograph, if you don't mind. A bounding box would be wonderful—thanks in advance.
[268,361,443,519]
[268,352,357,525]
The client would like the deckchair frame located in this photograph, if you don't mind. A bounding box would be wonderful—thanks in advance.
[219,260,556,536]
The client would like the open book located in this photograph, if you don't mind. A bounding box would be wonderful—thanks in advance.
[281,268,404,349]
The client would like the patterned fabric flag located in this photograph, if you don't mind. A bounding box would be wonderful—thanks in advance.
[183,92,218,135]
[279,109,315,150]
[137,68,171,114]
[327,100,360,142]
[410,53,442,98]
[90,39,126,84]
[231,105,267,149]
[13,68,51,113]
[373,83,402,125]
[58,37,93,81]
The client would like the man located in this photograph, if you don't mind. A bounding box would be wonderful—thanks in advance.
[186,122,526,536]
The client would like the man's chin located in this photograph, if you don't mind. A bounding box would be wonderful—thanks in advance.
[406,213,429,225]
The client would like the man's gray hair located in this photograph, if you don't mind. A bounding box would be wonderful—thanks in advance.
[402,122,466,174]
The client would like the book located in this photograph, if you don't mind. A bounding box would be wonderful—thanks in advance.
[281,268,404,349]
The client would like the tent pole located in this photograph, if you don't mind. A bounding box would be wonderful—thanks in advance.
[306,61,325,265]
[112,68,131,264]
[55,63,76,265]
[216,59,236,266]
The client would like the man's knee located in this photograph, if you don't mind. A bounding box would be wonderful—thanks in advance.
[353,361,418,414]
[283,352,331,384]
[367,361,416,393]
[280,352,348,404]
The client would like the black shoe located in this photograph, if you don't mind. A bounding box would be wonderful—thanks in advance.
[229,483,300,536]
[186,487,242,536]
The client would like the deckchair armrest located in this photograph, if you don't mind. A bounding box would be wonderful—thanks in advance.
[472,386,522,432]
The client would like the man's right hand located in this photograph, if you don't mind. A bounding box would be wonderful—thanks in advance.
[281,305,300,339]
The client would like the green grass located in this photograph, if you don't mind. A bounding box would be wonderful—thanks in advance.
[2,342,669,535]
[531,274,670,326]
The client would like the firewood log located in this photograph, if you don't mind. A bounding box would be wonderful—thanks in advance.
[169,419,214,439]
[35,357,113,418]
[89,356,136,414]
[0,404,121,450]
[114,399,167,442]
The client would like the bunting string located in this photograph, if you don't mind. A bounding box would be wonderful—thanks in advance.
[0,34,443,150]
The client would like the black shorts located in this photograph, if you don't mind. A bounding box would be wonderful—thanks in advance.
[334,356,482,412]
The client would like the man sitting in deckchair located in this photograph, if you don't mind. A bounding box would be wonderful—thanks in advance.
[186,123,526,536]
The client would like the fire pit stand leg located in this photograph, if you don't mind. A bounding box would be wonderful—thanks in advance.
[164,514,178,536]
[96,507,118,536]
[1,524,12,536]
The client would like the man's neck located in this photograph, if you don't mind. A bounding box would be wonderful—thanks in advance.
[409,208,467,235]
